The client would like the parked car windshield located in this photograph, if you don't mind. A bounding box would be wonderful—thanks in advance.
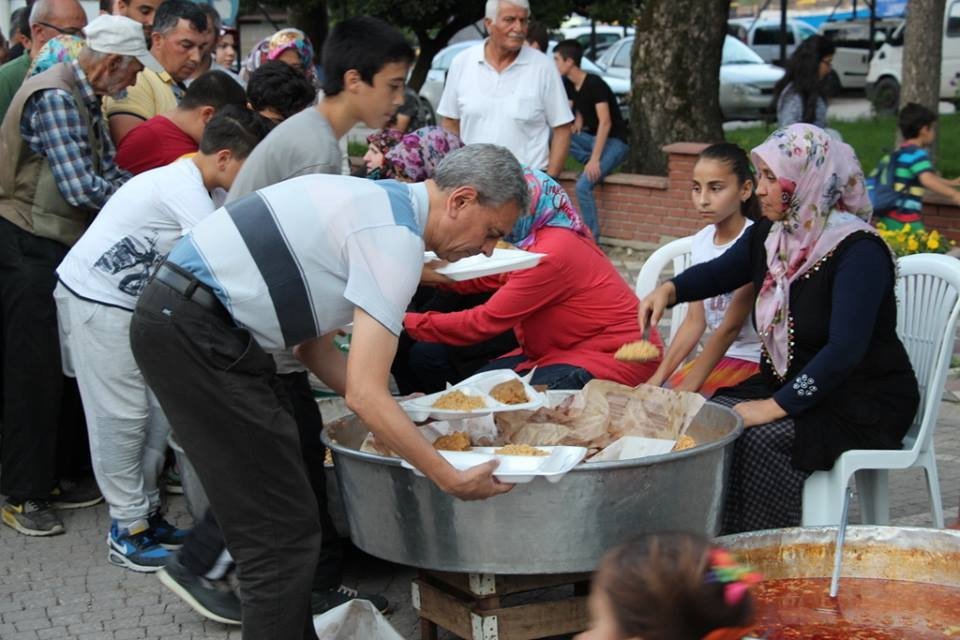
[722,36,765,65]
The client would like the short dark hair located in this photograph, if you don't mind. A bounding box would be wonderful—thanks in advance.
[898,102,937,139]
[247,60,317,121]
[526,20,549,52]
[554,39,583,67]
[153,0,208,35]
[199,104,273,159]
[199,3,222,34]
[98,0,112,13]
[10,7,30,39]
[320,16,415,96]
[179,70,246,111]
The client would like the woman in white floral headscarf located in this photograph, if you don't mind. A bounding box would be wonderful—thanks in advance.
[639,123,919,533]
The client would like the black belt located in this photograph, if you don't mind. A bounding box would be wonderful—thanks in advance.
[153,262,221,311]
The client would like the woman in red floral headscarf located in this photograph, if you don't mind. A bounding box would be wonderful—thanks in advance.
[639,123,919,534]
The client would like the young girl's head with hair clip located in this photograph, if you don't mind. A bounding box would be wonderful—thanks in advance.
[693,143,760,238]
[577,532,759,640]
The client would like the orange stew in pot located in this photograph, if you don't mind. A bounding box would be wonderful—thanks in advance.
[721,577,960,639]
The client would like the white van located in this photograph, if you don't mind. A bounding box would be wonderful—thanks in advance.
[818,18,902,90]
[865,0,960,112]
[727,17,819,65]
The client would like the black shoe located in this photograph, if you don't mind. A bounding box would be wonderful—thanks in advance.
[1,498,65,536]
[310,584,390,615]
[51,478,104,509]
[157,555,242,625]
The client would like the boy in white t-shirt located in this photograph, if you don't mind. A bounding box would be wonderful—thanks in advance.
[54,106,272,572]
[646,143,762,397]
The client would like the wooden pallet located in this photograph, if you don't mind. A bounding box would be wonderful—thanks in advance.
[413,570,590,640]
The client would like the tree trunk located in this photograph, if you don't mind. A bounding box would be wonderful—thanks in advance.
[900,0,945,158]
[627,0,730,175]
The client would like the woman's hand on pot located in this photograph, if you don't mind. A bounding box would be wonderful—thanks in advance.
[733,398,787,427]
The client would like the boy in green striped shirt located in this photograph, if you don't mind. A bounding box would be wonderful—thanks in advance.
[872,103,960,230]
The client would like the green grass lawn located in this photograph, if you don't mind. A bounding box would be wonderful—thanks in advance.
[726,114,960,178]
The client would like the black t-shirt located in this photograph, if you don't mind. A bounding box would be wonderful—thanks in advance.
[572,73,627,142]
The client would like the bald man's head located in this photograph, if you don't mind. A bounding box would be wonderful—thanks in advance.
[29,0,88,56]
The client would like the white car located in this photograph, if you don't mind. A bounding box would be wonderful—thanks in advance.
[419,39,631,122]
[596,35,785,121]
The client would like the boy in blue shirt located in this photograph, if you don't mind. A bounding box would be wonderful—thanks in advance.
[873,103,960,230]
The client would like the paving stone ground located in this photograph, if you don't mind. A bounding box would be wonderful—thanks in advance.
[2,246,958,640]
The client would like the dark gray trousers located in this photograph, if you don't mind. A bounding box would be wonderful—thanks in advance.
[130,277,320,640]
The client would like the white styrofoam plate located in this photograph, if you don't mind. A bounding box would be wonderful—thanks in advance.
[422,248,545,281]
[400,445,588,484]
[400,369,545,421]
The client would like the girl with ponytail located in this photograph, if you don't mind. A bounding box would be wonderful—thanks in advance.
[646,143,762,397]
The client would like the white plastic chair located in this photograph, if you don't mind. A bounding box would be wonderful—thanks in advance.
[635,236,695,344]
[802,253,960,528]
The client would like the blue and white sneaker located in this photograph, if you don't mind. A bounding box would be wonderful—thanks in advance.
[148,510,189,549]
[107,520,170,572]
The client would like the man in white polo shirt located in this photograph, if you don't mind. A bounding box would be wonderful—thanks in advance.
[129,144,528,639]
[438,0,573,177]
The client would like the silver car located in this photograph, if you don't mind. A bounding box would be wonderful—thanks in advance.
[596,35,785,121]
[419,39,631,122]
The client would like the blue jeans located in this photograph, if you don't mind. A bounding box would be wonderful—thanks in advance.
[569,132,629,239]
[477,355,594,390]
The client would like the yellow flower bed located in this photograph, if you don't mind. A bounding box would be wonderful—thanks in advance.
[876,222,955,257]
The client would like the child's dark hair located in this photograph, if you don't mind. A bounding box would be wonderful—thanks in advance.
[771,34,836,124]
[554,39,583,67]
[597,533,755,640]
[320,16,415,97]
[199,105,274,160]
[526,20,550,52]
[247,61,317,121]
[179,71,247,111]
[699,142,760,221]
[898,102,937,139]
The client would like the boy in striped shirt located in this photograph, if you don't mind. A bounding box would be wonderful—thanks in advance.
[873,102,960,230]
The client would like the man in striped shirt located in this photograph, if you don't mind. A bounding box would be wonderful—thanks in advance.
[129,145,528,639]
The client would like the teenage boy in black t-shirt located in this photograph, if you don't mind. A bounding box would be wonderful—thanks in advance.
[554,39,629,239]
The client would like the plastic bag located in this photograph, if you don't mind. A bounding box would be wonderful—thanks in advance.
[313,599,403,640]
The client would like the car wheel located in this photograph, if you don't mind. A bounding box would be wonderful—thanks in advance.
[872,76,900,116]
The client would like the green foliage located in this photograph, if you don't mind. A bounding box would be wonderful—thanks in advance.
[725,114,960,177]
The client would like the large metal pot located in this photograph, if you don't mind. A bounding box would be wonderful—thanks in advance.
[321,402,742,574]
[717,525,960,585]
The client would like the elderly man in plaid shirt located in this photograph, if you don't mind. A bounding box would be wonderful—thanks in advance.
[0,15,154,537]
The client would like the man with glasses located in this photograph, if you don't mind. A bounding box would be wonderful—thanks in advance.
[104,0,209,144]
[0,0,87,123]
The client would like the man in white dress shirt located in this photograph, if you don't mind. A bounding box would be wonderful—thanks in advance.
[438,0,573,177]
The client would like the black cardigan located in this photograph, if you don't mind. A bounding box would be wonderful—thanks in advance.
[672,218,919,471]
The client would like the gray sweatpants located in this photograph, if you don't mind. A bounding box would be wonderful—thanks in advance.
[54,283,169,529]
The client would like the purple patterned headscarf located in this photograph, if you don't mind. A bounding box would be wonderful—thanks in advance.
[381,127,463,182]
